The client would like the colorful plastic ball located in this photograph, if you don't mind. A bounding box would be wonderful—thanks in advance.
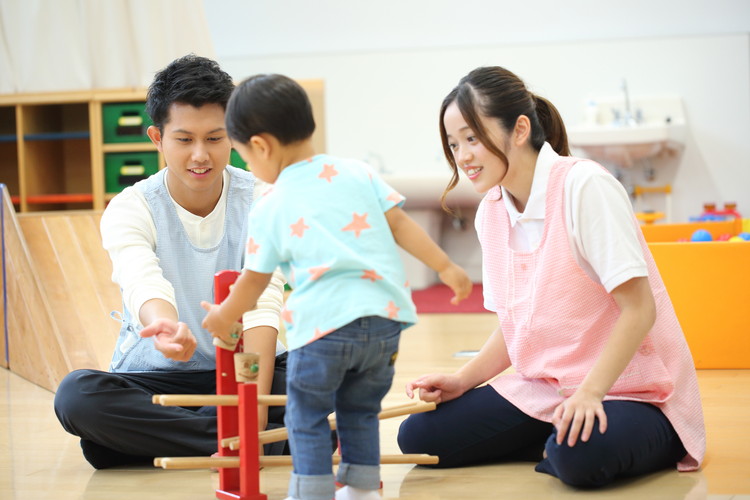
[738,232,750,241]
[728,236,744,242]
[690,229,713,242]
[717,233,732,241]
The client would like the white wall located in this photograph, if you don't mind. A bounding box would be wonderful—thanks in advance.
[203,0,750,283]
[205,0,750,55]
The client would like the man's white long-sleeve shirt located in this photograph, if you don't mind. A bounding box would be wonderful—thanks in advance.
[101,168,285,334]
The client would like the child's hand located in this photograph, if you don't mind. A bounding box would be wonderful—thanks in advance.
[438,263,472,305]
[200,301,239,346]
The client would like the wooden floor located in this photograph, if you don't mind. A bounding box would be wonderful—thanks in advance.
[2,313,749,500]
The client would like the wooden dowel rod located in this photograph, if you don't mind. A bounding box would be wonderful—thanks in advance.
[221,425,286,449]
[378,401,436,420]
[259,426,290,445]
[152,395,238,406]
[260,454,439,466]
[155,453,438,469]
[152,394,287,407]
[155,456,240,469]
[228,400,437,449]
[377,454,440,465]
[221,436,238,449]
[262,394,288,406]
[379,401,425,413]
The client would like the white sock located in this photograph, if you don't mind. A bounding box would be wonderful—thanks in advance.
[335,485,381,500]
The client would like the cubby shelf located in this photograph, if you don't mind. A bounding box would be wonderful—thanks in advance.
[0,88,156,212]
[0,81,325,213]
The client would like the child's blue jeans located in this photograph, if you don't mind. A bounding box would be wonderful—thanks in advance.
[285,316,401,500]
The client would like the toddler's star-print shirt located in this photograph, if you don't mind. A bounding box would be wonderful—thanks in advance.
[244,154,417,350]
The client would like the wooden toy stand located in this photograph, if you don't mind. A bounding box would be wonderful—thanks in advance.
[213,270,264,499]
[153,270,439,499]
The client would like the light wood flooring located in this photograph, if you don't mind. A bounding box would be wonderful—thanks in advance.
[2,313,749,500]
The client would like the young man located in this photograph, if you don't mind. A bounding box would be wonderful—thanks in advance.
[54,54,288,469]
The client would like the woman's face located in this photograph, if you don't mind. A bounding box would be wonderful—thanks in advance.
[443,101,511,193]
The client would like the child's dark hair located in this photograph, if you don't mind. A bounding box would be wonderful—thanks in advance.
[146,54,235,131]
[225,74,315,145]
[439,66,570,210]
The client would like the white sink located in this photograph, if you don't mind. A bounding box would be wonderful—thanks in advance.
[382,173,483,209]
[568,121,685,147]
[567,96,686,168]
[568,122,686,167]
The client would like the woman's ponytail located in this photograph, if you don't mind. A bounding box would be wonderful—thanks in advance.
[532,94,570,156]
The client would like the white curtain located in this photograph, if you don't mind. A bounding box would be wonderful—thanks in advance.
[0,0,215,94]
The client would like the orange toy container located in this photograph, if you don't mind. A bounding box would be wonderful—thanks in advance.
[640,219,742,242]
[644,221,750,368]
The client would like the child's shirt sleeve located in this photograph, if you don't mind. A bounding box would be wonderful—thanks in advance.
[361,162,406,213]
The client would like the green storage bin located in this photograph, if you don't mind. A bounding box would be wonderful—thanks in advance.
[102,102,153,143]
[230,149,248,170]
[105,152,159,193]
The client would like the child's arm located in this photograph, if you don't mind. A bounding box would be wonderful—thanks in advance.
[385,205,472,304]
[241,268,286,434]
[242,324,279,435]
[552,276,656,447]
[201,269,273,345]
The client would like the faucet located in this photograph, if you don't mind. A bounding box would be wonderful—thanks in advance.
[621,78,638,126]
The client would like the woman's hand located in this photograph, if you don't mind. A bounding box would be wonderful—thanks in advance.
[405,373,466,404]
[551,389,607,447]
[139,318,197,362]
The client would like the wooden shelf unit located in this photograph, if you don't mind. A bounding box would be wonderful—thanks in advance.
[0,81,325,213]
[0,89,160,212]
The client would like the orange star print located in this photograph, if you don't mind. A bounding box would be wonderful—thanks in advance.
[281,307,293,324]
[361,269,383,282]
[342,213,370,237]
[385,301,400,319]
[246,237,260,255]
[309,266,330,281]
[318,164,338,182]
[290,217,310,238]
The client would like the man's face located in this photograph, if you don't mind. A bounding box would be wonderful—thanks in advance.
[148,102,230,207]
